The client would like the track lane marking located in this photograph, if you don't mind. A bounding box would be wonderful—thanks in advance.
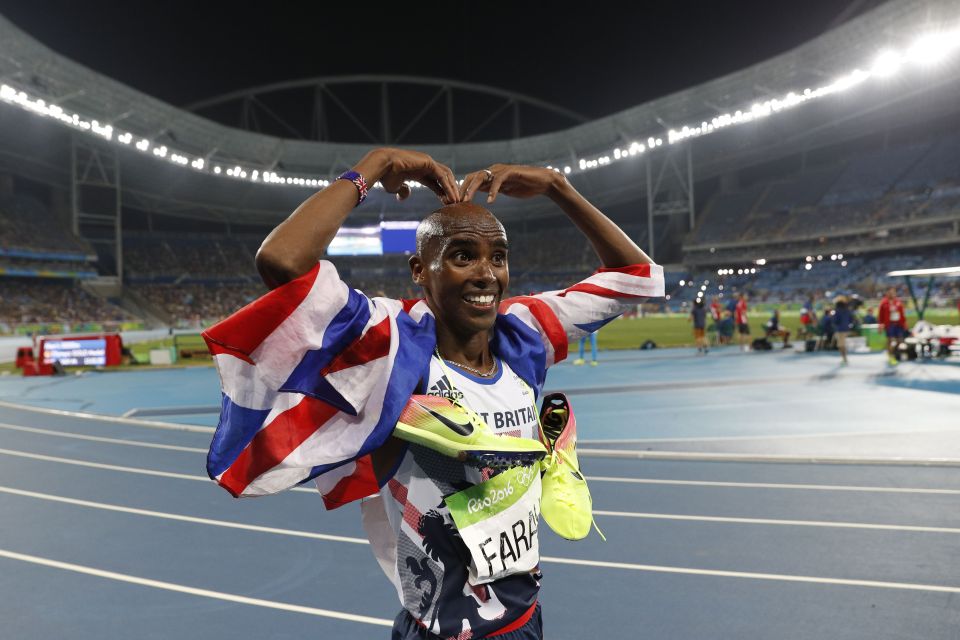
[0,447,315,493]
[0,472,960,542]
[3,490,960,595]
[0,422,207,452]
[0,399,214,433]
[3,428,958,496]
[542,557,960,593]
[4,447,960,523]
[591,510,960,534]
[0,549,392,626]
[587,476,960,495]
[0,486,368,544]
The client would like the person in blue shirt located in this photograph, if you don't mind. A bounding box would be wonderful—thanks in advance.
[833,295,855,365]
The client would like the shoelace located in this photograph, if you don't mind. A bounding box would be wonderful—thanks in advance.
[542,447,606,542]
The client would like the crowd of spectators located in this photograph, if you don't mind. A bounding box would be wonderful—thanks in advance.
[0,195,92,256]
[123,233,257,280]
[133,282,266,328]
[688,132,960,256]
[0,278,134,331]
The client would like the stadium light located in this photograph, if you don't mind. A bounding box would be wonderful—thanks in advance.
[679,279,686,286]
[907,31,959,66]
[3,24,960,191]
[872,50,904,77]
[805,264,813,271]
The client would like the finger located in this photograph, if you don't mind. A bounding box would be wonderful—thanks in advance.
[440,165,460,204]
[419,177,445,201]
[395,183,411,201]
[487,171,509,203]
[460,173,482,202]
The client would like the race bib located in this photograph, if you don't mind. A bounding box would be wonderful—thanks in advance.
[890,310,900,322]
[445,465,541,585]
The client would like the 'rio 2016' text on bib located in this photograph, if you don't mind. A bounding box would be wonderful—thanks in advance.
[444,465,542,585]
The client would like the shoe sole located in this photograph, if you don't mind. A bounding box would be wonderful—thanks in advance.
[394,423,546,469]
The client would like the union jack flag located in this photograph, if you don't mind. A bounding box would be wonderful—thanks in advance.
[202,260,663,504]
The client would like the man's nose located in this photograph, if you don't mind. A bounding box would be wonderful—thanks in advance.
[472,259,497,284]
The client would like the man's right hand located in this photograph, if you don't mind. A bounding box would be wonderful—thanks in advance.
[366,148,460,204]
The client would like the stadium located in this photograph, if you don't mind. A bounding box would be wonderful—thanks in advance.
[1,1,959,638]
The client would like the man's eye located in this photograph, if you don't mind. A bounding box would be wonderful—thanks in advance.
[493,253,506,265]
[453,251,470,262]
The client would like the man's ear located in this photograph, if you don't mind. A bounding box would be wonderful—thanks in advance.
[409,254,424,285]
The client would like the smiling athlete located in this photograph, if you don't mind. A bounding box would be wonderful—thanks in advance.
[202,148,664,639]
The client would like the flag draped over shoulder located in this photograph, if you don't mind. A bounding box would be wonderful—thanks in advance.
[203,260,664,505]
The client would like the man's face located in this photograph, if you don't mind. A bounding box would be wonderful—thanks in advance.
[410,206,509,336]
[887,287,897,299]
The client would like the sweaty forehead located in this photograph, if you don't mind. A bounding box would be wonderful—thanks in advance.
[416,204,506,254]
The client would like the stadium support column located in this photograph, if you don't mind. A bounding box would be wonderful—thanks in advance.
[71,135,122,282]
[644,143,696,263]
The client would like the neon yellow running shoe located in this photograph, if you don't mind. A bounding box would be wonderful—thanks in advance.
[394,395,546,470]
[538,393,604,541]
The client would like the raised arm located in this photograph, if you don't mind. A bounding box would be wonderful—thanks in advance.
[255,148,460,289]
[459,164,652,268]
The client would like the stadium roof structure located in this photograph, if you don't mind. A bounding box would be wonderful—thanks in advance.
[1,0,960,224]
[887,266,960,321]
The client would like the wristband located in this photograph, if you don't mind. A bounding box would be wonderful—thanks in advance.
[337,171,368,206]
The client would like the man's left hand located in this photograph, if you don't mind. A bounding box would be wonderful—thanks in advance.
[459,164,565,204]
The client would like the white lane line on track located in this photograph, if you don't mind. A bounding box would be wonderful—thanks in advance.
[591,510,960,534]
[0,441,960,513]
[580,425,959,444]
[0,486,367,544]
[587,476,960,495]
[0,549,392,626]
[3,425,954,496]
[0,447,315,493]
[0,399,214,433]
[542,557,960,594]
[1,450,956,534]
[578,448,960,467]
[5,424,956,496]
[0,422,208,453]
[3,488,960,595]
[1,399,951,466]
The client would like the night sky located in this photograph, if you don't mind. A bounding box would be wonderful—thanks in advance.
[0,0,882,142]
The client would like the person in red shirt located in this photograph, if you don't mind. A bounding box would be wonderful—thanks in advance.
[709,297,724,345]
[878,287,908,365]
[735,293,750,351]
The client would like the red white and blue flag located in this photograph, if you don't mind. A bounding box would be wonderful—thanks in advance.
[202,260,663,504]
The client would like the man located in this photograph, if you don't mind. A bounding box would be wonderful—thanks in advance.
[202,148,663,639]
[708,297,723,345]
[764,309,791,349]
[690,299,708,354]
[734,292,750,351]
[878,286,908,366]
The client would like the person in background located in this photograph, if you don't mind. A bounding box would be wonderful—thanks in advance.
[799,300,817,340]
[690,298,709,354]
[735,292,750,351]
[862,307,877,324]
[764,309,792,348]
[574,331,599,366]
[709,296,723,345]
[878,286,908,366]
[833,295,855,365]
[818,305,835,350]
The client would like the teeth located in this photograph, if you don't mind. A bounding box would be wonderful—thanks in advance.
[465,295,495,305]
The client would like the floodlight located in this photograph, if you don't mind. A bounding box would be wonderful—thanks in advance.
[872,50,903,77]
[805,264,813,271]
[907,32,958,66]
